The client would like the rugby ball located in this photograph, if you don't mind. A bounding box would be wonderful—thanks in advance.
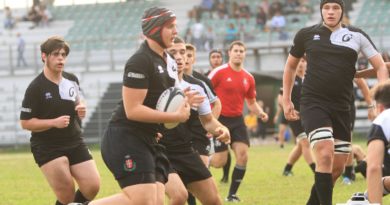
[156,87,185,129]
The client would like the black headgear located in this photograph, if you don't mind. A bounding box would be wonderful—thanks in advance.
[320,0,344,25]
[142,7,176,48]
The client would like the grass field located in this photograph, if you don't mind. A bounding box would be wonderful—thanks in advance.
[1,139,389,205]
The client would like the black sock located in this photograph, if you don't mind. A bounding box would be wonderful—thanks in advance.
[55,200,64,205]
[309,163,316,172]
[284,163,293,172]
[228,165,246,196]
[344,166,353,179]
[314,172,333,205]
[355,161,367,178]
[74,189,88,203]
[187,192,196,205]
[222,152,231,180]
[306,184,320,205]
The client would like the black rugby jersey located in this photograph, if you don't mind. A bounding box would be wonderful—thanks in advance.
[192,70,218,104]
[290,24,378,110]
[280,76,303,111]
[367,109,390,171]
[160,74,211,152]
[110,41,178,136]
[20,71,83,147]
[190,71,218,144]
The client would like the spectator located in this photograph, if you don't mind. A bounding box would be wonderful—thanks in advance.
[269,10,288,40]
[216,1,228,19]
[16,33,28,67]
[244,111,258,138]
[200,0,214,18]
[223,23,238,48]
[231,1,240,19]
[283,0,300,15]
[257,100,269,140]
[23,5,42,29]
[191,18,205,51]
[4,6,15,29]
[298,0,313,14]
[259,0,270,16]
[204,26,216,51]
[238,2,251,20]
[39,4,53,27]
[255,6,267,31]
[269,1,283,18]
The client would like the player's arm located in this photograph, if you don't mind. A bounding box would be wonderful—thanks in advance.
[122,86,190,123]
[355,62,390,78]
[366,139,385,204]
[199,113,230,144]
[211,98,221,119]
[246,98,268,122]
[282,54,300,121]
[354,78,375,120]
[20,116,71,132]
[274,94,283,124]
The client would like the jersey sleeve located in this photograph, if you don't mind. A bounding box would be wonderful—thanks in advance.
[20,83,40,120]
[201,80,218,104]
[123,54,152,89]
[368,112,390,146]
[208,69,220,89]
[367,124,388,147]
[289,28,306,58]
[245,75,256,99]
[195,84,212,116]
[359,30,379,59]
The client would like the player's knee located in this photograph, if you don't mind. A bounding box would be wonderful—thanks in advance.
[235,151,248,165]
[82,182,100,199]
[169,191,188,205]
[200,195,222,205]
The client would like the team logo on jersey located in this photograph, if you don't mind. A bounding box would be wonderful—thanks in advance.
[313,34,320,40]
[45,92,52,99]
[69,87,75,97]
[342,34,353,42]
[243,78,248,85]
[157,65,164,73]
[123,155,136,172]
[226,77,232,82]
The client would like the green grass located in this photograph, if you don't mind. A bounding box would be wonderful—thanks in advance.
[1,141,389,205]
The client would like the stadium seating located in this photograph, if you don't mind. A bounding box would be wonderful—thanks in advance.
[50,1,158,50]
[352,0,390,37]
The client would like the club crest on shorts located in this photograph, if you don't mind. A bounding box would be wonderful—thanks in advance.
[123,155,136,172]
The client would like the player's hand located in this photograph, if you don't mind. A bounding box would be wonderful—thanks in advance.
[259,112,269,122]
[206,132,213,138]
[75,103,86,119]
[176,98,191,122]
[215,126,230,144]
[283,100,299,121]
[156,132,163,142]
[367,107,376,121]
[183,87,205,108]
[53,115,70,128]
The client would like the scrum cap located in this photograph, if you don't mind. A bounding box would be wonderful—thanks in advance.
[142,7,176,48]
